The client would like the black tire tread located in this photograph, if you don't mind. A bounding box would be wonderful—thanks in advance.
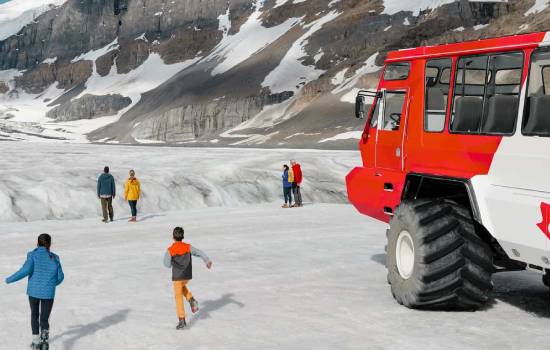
[387,199,493,310]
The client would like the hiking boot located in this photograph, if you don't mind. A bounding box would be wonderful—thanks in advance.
[40,330,49,342]
[189,298,199,313]
[282,204,289,208]
[128,217,137,222]
[39,330,49,349]
[30,335,41,349]
[102,219,108,223]
[176,318,187,330]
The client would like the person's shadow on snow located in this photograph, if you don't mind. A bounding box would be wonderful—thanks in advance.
[50,309,131,350]
[188,293,244,328]
[138,214,166,222]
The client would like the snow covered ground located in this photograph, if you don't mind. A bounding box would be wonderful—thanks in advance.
[1,203,549,349]
[0,142,359,222]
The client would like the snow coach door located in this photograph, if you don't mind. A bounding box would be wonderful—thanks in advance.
[374,89,409,171]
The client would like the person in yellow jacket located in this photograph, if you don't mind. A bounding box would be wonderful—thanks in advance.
[124,169,141,222]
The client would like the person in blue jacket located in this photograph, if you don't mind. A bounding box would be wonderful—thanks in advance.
[97,166,116,222]
[282,164,293,208]
[5,233,64,349]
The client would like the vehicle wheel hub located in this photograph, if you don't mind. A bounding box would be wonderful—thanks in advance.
[396,230,415,279]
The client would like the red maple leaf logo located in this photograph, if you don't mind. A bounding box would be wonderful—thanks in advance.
[537,202,550,240]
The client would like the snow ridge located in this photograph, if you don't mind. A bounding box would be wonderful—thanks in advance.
[0,143,357,222]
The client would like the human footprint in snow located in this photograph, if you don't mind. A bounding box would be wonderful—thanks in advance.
[163,227,212,330]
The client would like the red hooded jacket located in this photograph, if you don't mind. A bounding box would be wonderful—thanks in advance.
[292,164,303,184]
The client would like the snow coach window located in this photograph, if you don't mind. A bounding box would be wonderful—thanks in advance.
[426,67,439,79]
[451,51,523,135]
[481,52,523,134]
[370,97,382,128]
[382,92,406,131]
[440,68,451,84]
[495,69,522,85]
[523,50,550,136]
[451,55,489,133]
[425,58,452,132]
[383,63,410,81]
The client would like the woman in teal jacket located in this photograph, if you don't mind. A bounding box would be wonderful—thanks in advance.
[5,233,64,349]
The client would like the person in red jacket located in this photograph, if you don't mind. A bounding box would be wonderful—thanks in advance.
[291,160,303,207]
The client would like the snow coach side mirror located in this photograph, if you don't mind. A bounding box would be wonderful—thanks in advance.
[355,96,365,119]
[355,90,381,119]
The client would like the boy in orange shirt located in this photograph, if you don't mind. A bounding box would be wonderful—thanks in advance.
[163,227,212,330]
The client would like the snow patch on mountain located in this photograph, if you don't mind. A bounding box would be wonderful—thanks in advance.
[382,0,456,16]
[207,0,301,75]
[473,23,489,30]
[71,38,120,63]
[41,57,57,65]
[383,0,509,17]
[0,0,67,40]
[224,97,294,133]
[339,88,363,104]
[525,0,549,15]
[262,10,341,93]
[274,0,308,8]
[332,52,380,94]
[217,6,231,34]
[0,45,201,142]
[81,53,202,128]
[331,68,348,86]
[319,130,362,143]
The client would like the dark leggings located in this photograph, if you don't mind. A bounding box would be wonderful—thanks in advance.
[29,297,54,335]
[283,187,293,204]
[128,200,138,217]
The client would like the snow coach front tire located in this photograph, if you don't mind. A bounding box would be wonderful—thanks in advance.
[386,199,494,310]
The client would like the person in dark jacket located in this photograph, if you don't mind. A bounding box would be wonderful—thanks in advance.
[282,164,293,208]
[291,160,303,207]
[97,166,116,222]
[163,227,212,330]
[5,233,64,349]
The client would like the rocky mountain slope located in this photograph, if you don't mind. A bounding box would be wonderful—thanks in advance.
[0,0,548,147]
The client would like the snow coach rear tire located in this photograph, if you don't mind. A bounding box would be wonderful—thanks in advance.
[386,199,493,310]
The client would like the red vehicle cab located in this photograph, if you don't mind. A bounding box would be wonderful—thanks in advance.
[347,32,550,310]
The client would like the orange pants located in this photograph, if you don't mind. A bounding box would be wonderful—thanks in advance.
[173,280,193,319]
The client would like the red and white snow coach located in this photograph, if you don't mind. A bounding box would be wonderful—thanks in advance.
[347,32,550,309]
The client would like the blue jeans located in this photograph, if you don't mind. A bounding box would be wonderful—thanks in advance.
[128,200,137,217]
[283,187,293,204]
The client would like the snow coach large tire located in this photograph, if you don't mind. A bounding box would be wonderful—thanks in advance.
[386,199,494,310]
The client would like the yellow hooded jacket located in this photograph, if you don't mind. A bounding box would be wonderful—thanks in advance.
[124,178,141,201]
[288,169,294,183]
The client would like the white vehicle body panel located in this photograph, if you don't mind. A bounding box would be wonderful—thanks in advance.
[472,66,550,268]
